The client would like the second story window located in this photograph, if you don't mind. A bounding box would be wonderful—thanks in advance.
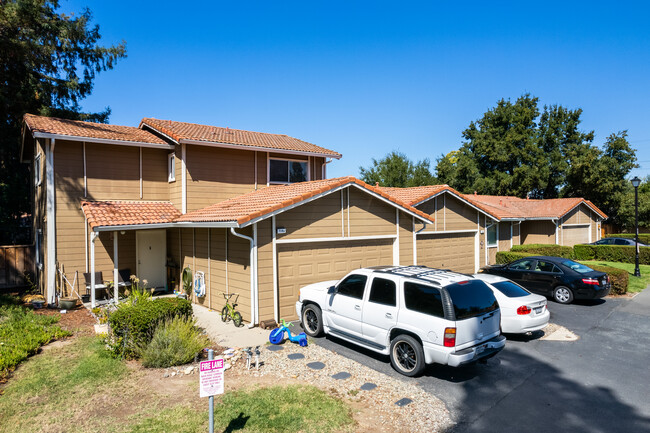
[34,153,42,187]
[168,153,176,182]
[269,158,308,183]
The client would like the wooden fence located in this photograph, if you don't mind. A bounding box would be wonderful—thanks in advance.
[0,245,35,289]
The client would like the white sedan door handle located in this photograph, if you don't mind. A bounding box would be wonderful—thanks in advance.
[354,305,361,310]
[385,313,392,318]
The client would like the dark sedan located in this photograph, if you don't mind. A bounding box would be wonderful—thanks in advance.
[589,237,649,247]
[481,256,610,304]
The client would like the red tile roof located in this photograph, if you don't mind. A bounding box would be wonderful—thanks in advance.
[24,114,168,145]
[176,176,434,225]
[140,118,341,158]
[81,201,181,230]
[462,195,608,220]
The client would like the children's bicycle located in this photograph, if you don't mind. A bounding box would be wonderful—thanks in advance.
[221,293,242,327]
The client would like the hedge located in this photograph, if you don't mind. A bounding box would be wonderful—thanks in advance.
[495,251,536,264]
[606,233,650,245]
[573,244,650,265]
[589,265,629,295]
[108,297,193,358]
[510,244,575,258]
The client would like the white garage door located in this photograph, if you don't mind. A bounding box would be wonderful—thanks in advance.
[416,232,476,274]
[277,239,394,320]
[563,225,590,247]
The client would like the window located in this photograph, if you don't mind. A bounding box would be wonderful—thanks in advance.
[404,282,444,318]
[492,281,531,298]
[509,259,534,271]
[560,260,594,274]
[446,280,498,320]
[269,159,308,183]
[535,261,561,273]
[168,153,176,182]
[368,278,396,306]
[34,154,42,186]
[336,274,367,300]
[487,224,497,247]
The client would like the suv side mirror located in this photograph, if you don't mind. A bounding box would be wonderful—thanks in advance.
[327,286,337,294]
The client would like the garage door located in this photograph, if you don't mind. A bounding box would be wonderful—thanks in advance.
[563,225,590,246]
[416,232,476,274]
[277,239,394,320]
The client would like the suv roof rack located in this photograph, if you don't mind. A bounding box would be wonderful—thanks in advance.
[377,265,472,286]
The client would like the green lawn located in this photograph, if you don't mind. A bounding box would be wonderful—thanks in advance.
[0,336,355,433]
[579,261,650,293]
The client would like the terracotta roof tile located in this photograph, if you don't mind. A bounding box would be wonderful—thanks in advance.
[176,177,433,225]
[462,195,608,220]
[24,114,168,145]
[140,118,341,158]
[81,201,181,230]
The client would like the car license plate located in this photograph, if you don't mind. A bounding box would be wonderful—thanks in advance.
[475,344,486,355]
[534,307,543,314]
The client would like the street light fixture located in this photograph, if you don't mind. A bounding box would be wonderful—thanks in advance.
[631,176,641,277]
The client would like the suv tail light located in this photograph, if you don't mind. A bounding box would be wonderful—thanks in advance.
[444,327,456,347]
[582,278,599,285]
[517,305,531,315]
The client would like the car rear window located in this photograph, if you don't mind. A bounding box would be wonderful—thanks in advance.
[446,280,499,320]
[491,281,531,298]
[560,260,594,274]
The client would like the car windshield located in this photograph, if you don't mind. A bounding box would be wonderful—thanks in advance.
[560,260,594,274]
[491,281,531,298]
[446,280,499,320]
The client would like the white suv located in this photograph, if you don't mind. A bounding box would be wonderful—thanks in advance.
[296,266,506,376]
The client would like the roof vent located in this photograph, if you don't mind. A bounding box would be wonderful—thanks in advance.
[376,182,379,187]
[474,191,477,196]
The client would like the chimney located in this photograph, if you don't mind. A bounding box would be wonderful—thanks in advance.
[376,182,379,187]
[499,199,503,206]
[474,191,477,196]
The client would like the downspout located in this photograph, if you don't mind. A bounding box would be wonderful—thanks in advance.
[554,219,559,245]
[322,158,333,179]
[230,227,258,327]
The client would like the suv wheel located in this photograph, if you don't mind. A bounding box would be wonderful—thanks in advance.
[390,335,425,377]
[301,304,323,337]
[553,286,574,304]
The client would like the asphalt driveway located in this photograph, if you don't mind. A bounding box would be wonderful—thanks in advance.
[308,290,650,432]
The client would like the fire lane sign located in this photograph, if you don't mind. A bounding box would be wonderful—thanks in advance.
[200,358,225,398]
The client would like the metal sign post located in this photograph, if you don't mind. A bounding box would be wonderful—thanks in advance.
[200,349,224,433]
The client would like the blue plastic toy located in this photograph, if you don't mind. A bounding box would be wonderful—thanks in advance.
[269,319,308,347]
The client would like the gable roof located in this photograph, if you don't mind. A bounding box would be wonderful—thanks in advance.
[140,118,342,159]
[24,114,169,146]
[462,194,608,220]
[176,176,434,226]
[81,201,181,230]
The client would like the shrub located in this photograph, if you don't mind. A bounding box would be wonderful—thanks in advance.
[139,316,210,368]
[606,233,650,245]
[588,265,629,295]
[511,244,574,258]
[107,297,192,358]
[574,244,650,265]
[495,251,536,264]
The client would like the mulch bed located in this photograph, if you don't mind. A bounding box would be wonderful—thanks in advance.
[33,305,97,336]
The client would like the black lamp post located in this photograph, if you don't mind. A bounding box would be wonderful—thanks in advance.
[631,176,641,277]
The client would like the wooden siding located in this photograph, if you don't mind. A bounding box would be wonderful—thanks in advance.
[193,228,209,307]
[0,246,34,288]
[226,227,252,323]
[208,229,227,311]
[416,233,476,273]
[479,215,487,268]
[86,142,140,200]
[186,146,257,211]
[564,204,591,225]
[521,221,555,244]
[170,144,182,210]
[275,191,343,240]
[591,219,599,242]
[142,148,169,201]
[513,222,521,245]
[348,187,395,237]
[416,193,476,231]
[256,220,274,321]
[399,213,414,265]
[256,151,267,186]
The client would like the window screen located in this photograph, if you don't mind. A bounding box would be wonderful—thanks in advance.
[368,278,396,306]
[336,274,367,300]
[404,282,444,318]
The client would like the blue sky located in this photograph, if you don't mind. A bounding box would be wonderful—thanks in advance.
[63,1,650,180]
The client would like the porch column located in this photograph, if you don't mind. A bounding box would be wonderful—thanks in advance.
[90,231,98,308]
[113,232,119,303]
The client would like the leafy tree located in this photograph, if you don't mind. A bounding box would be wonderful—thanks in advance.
[617,176,650,230]
[0,0,126,242]
[359,151,437,187]
[436,95,638,224]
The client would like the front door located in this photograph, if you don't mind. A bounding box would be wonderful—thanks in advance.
[136,230,166,289]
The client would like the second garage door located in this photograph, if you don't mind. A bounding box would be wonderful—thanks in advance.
[563,225,590,246]
[416,232,476,274]
[277,239,394,320]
